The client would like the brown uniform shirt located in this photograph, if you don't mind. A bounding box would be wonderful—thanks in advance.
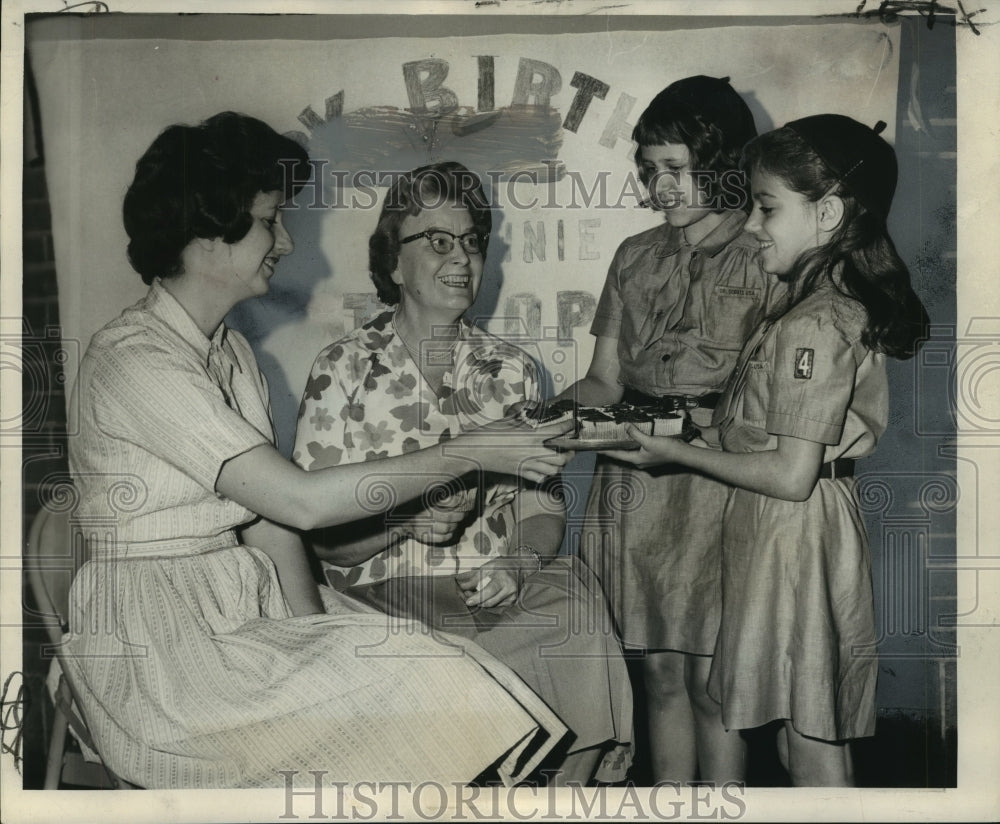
[591,210,784,397]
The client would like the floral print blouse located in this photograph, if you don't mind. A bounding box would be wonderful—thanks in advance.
[293,310,542,590]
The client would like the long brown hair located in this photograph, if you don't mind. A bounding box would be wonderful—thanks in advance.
[744,127,929,359]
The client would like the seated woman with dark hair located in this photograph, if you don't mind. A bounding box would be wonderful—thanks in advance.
[63,112,576,788]
[294,162,634,785]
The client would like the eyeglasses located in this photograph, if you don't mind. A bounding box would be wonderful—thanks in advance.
[400,229,486,256]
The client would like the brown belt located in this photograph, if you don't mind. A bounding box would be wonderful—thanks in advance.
[819,458,855,479]
[622,388,722,410]
[622,389,855,478]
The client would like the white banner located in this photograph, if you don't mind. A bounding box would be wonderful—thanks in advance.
[29,16,900,451]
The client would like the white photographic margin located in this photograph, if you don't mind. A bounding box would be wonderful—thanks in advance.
[1,0,997,822]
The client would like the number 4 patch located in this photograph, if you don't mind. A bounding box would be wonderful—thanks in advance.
[794,348,814,379]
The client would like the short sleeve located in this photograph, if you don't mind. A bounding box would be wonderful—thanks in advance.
[499,343,542,409]
[765,311,859,445]
[91,342,270,491]
[590,244,626,339]
[450,338,541,429]
[521,352,542,408]
[293,342,355,471]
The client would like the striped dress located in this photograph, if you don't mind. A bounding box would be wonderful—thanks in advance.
[61,280,565,788]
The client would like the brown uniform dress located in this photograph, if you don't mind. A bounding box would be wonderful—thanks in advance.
[709,280,885,740]
[584,211,783,655]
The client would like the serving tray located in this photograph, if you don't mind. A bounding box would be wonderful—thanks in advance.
[543,435,641,451]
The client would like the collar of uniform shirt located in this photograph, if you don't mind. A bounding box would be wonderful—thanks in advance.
[653,209,748,260]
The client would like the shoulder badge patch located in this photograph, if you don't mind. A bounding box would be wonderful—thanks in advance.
[794,348,814,379]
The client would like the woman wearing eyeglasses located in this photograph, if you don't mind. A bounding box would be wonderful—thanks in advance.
[293,162,633,785]
[64,120,579,788]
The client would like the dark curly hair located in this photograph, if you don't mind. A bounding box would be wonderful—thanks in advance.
[123,111,310,284]
[632,75,757,212]
[369,162,492,305]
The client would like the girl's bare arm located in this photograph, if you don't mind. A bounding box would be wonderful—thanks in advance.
[605,427,826,502]
[555,335,624,407]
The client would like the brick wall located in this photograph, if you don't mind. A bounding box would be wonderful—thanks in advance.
[20,162,66,789]
[22,163,69,525]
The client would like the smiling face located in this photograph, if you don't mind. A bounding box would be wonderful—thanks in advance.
[207,192,295,302]
[213,190,293,299]
[745,168,822,276]
[640,142,719,235]
[392,201,484,324]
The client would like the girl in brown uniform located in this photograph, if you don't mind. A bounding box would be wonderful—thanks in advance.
[564,76,779,782]
[605,115,929,785]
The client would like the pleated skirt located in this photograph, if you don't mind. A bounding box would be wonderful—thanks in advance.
[709,479,878,740]
[62,534,567,788]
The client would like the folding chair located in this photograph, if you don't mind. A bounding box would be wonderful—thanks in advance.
[25,505,138,789]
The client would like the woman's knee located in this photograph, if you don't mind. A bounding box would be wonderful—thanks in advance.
[642,651,687,699]
[683,655,719,715]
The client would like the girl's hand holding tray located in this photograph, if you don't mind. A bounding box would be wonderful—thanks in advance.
[599,424,691,468]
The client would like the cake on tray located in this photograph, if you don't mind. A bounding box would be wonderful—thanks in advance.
[520,397,689,443]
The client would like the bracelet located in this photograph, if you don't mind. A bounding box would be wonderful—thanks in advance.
[512,545,543,574]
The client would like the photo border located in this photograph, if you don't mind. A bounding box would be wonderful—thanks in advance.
[1,1,996,821]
